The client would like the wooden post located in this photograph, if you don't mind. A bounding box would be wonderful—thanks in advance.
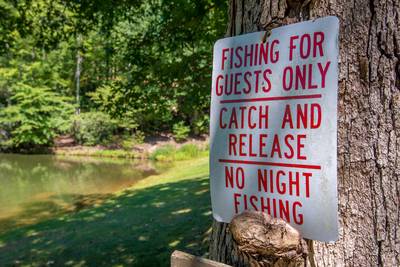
[171,250,232,267]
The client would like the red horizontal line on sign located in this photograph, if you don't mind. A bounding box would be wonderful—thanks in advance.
[218,159,321,170]
[219,94,322,104]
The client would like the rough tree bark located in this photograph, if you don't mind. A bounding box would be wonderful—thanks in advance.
[209,0,400,266]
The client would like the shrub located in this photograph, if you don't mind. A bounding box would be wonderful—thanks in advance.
[120,131,145,150]
[121,136,134,150]
[172,122,190,142]
[133,130,145,144]
[193,115,209,135]
[71,112,117,146]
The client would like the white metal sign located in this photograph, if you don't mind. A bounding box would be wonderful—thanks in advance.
[209,16,339,241]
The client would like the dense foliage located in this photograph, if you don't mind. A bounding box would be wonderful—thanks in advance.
[0,84,73,149]
[71,112,117,146]
[0,0,228,150]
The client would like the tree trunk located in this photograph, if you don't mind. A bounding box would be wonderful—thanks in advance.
[75,34,82,115]
[209,0,400,266]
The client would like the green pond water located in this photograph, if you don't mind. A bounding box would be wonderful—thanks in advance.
[0,153,169,233]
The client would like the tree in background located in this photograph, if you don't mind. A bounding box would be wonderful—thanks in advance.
[88,0,228,133]
[0,0,228,149]
[0,84,73,149]
[209,0,399,266]
[0,33,74,149]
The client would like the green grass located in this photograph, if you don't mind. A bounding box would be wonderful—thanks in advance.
[149,144,209,162]
[54,148,139,159]
[54,143,209,162]
[0,157,211,267]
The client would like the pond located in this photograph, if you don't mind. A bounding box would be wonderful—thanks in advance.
[0,153,170,233]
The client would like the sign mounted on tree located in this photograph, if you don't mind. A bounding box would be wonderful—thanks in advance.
[209,16,339,241]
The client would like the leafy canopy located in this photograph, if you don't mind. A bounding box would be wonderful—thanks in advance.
[0,0,228,149]
[0,84,73,149]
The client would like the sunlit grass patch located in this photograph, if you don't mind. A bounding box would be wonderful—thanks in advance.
[55,148,138,159]
[172,208,192,215]
[150,143,209,161]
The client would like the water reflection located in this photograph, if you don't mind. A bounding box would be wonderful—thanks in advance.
[0,153,170,232]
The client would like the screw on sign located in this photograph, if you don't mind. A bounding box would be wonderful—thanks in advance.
[209,16,339,242]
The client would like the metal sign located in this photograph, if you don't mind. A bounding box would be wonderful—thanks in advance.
[209,16,339,241]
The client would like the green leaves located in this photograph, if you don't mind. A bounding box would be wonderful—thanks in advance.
[0,0,228,150]
[87,0,227,134]
[70,111,117,146]
[0,84,73,149]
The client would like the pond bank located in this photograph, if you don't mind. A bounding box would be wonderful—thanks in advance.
[0,154,172,234]
[0,156,211,266]
[52,136,209,160]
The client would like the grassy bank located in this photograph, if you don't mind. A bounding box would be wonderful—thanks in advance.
[0,157,211,267]
[149,143,209,161]
[54,142,209,161]
[53,147,139,159]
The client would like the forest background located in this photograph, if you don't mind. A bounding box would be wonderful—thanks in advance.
[0,0,228,151]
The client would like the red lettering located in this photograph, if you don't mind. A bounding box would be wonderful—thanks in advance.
[250,196,258,210]
[262,69,272,92]
[293,201,303,224]
[215,75,223,96]
[281,105,294,129]
[234,73,242,95]
[270,39,280,63]
[300,34,311,59]
[248,106,257,129]
[303,172,312,198]
[307,64,318,89]
[289,171,300,196]
[311,103,321,128]
[221,48,229,70]
[234,46,243,68]
[243,71,252,94]
[297,134,307,160]
[225,166,234,188]
[239,134,246,156]
[276,170,286,194]
[219,107,227,129]
[254,70,262,93]
[289,35,299,61]
[259,134,268,157]
[297,104,308,128]
[313,32,324,57]
[282,66,293,90]
[271,135,282,158]
[279,200,290,223]
[295,65,306,89]
[259,42,269,65]
[244,45,253,67]
[234,193,241,213]
[318,61,330,88]
[239,106,246,129]
[259,105,269,128]
[229,134,237,155]
[284,134,294,158]
[249,134,257,157]
[228,107,238,128]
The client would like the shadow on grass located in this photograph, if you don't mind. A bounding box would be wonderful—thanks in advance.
[0,176,212,267]
[0,193,114,234]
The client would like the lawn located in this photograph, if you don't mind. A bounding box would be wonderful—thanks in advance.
[0,157,212,267]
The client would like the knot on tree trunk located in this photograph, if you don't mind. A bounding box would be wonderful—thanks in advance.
[230,211,308,267]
